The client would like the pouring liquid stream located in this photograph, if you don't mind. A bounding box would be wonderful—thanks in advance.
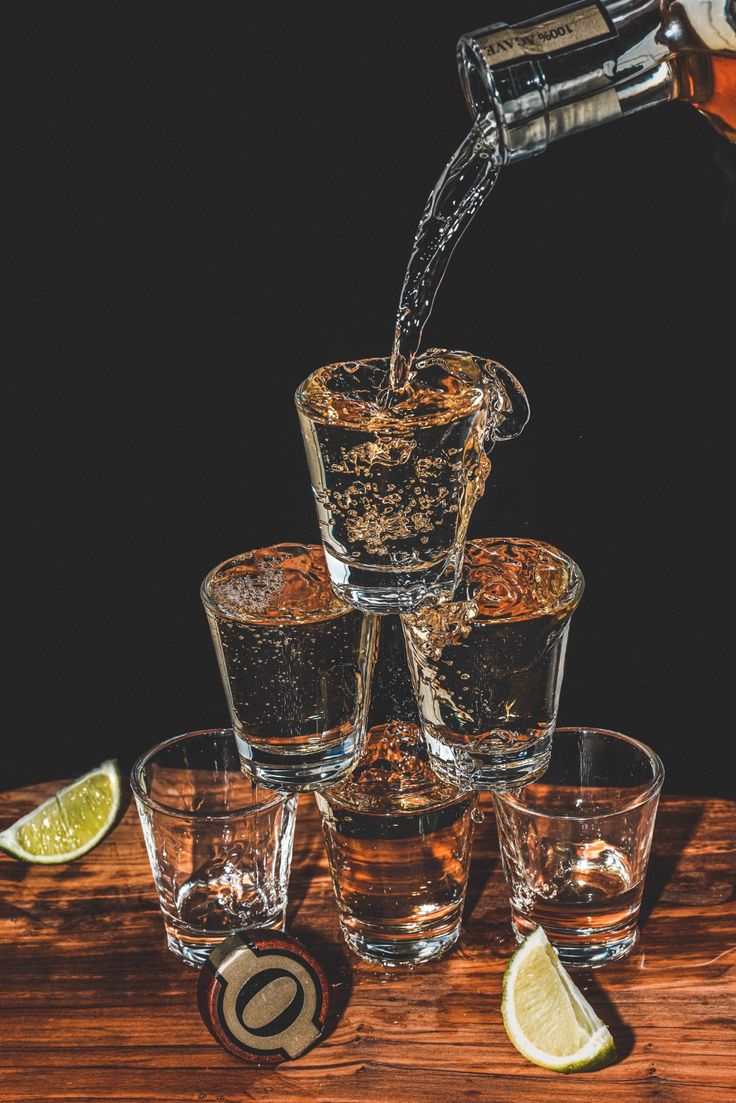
[387,118,501,394]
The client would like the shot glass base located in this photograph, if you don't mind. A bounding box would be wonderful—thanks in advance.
[426,729,553,792]
[235,729,364,792]
[511,915,639,970]
[323,547,458,614]
[340,919,461,968]
[165,911,286,968]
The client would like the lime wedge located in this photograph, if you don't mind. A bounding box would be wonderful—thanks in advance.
[502,926,617,1073]
[0,760,120,863]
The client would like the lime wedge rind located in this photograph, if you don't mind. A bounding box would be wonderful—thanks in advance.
[0,760,120,864]
[502,926,617,1073]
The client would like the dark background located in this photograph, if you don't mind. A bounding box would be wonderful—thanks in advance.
[5,4,735,795]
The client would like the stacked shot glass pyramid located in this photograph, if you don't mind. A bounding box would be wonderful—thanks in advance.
[202,349,585,966]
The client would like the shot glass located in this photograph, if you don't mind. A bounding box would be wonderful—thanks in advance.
[295,349,529,614]
[202,543,378,791]
[315,720,475,966]
[402,537,584,790]
[493,727,664,968]
[131,728,297,967]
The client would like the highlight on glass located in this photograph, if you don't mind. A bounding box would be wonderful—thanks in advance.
[131,728,297,967]
[493,726,664,969]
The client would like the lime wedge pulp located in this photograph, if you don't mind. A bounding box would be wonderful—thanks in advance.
[502,926,617,1073]
[0,760,120,863]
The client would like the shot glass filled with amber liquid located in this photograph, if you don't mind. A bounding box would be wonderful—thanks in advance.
[202,543,378,791]
[316,720,475,966]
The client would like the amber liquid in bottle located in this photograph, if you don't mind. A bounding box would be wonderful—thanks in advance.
[676,53,736,142]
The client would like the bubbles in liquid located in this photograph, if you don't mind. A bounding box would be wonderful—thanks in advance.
[203,543,350,624]
[210,570,285,619]
[296,353,494,572]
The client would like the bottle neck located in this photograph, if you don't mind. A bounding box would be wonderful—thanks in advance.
[458,1,676,163]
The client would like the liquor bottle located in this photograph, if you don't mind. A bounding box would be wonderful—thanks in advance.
[458,1,736,162]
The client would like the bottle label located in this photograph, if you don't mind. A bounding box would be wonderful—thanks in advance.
[476,1,616,66]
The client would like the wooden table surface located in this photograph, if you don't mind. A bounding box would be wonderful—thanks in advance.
[0,783,734,1102]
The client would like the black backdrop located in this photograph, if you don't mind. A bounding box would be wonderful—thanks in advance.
[6,4,735,796]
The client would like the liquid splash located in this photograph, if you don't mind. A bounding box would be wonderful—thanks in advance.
[325,721,464,814]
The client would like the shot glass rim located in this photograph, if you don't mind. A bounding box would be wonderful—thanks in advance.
[315,720,476,813]
[494,726,665,820]
[462,536,585,623]
[293,350,489,424]
[200,543,355,626]
[130,727,292,821]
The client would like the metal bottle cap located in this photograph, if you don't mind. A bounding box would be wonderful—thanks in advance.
[197,929,331,1065]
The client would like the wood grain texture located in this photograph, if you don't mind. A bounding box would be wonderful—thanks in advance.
[0,785,734,1102]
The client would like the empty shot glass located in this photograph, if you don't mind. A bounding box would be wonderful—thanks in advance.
[131,728,297,967]
[315,720,475,966]
[493,727,664,968]
[202,543,378,791]
[295,349,529,614]
[402,537,584,790]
